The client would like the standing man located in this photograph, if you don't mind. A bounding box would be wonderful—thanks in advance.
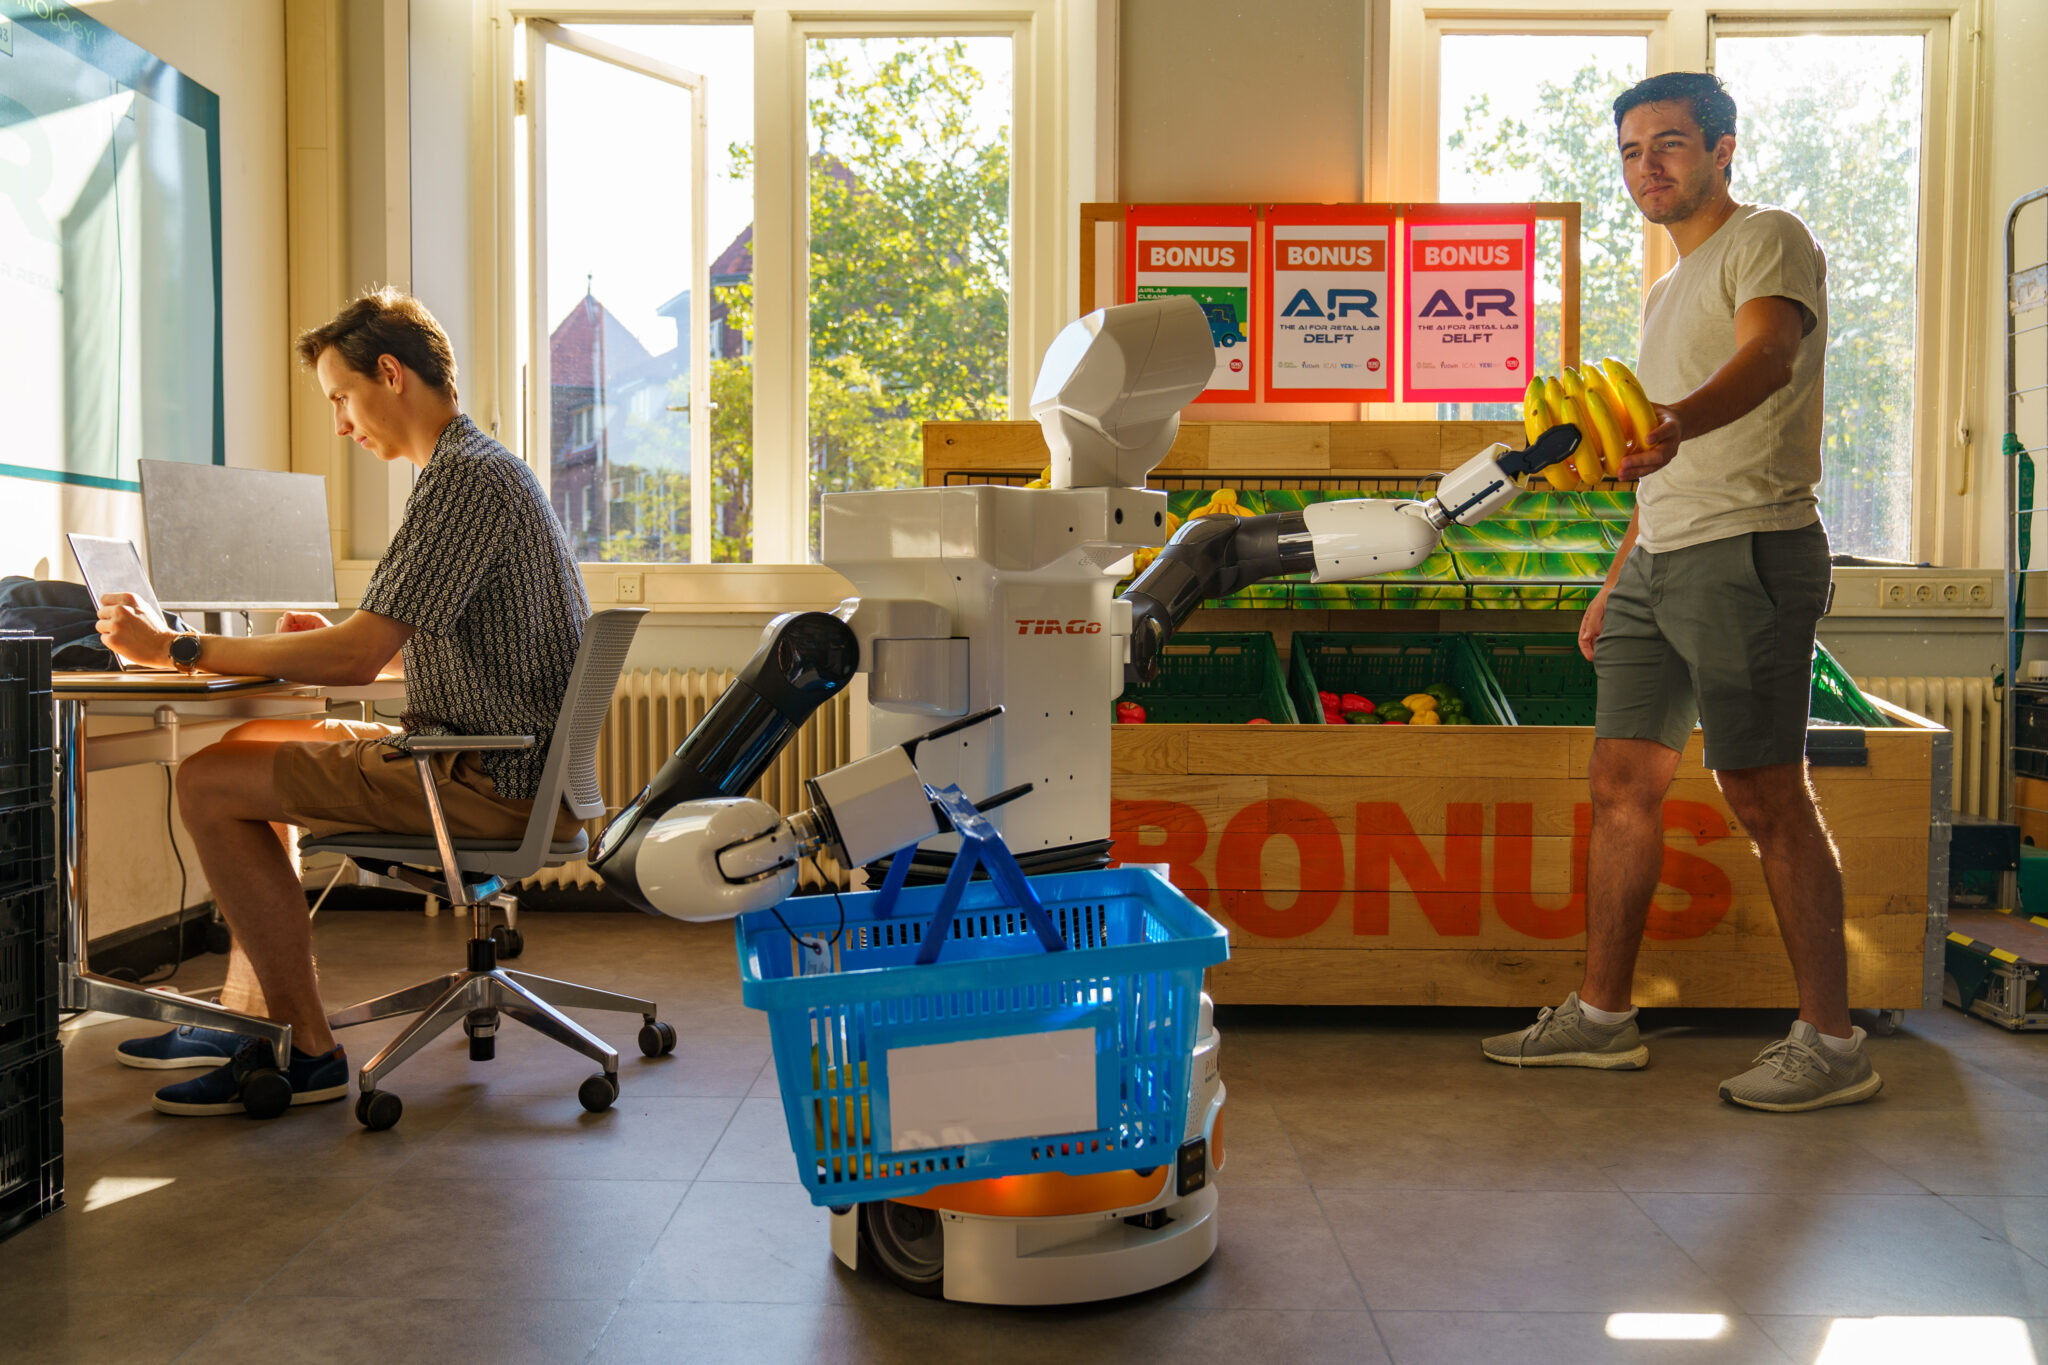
[98,287,588,1116]
[1481,72,1881,1111]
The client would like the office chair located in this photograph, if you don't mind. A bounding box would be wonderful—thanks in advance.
[310,607,671,1131]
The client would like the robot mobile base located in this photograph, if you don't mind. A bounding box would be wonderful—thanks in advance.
[832,995,1225,1305]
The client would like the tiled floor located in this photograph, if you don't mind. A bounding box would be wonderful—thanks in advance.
[10,909,2048,1363]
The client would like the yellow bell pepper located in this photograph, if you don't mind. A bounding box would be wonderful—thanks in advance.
[1409,709,1442,725]
[1401,693,1439,713]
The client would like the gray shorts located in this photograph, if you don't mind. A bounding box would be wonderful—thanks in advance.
[1593,523,1831,771]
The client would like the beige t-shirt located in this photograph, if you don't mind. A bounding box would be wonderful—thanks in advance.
[1634,203,1828,554]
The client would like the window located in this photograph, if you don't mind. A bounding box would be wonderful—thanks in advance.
[804,35,1012,556]
[1393,4,1978,563]
[1436,33,1648,421]
[507,5,1059,568]
[521,21,713,567]
[1711,30,1926,562]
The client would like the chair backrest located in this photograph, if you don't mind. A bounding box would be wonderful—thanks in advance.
[508,607,646,869]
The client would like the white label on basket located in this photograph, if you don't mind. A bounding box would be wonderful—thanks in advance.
[885,1028,1098,1151]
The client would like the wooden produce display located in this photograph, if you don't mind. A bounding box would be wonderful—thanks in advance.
[926,419,1947,1010]
[1110,722,1939,1008]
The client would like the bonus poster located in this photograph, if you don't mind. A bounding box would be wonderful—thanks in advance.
[1263,207,1393,402]
[1125,205,1256,402]
[1400,211,1535,403]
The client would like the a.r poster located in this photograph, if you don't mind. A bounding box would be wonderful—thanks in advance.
[1263,206,1394,402]
[1401,208,1536,403]
[1125,205,1256,402]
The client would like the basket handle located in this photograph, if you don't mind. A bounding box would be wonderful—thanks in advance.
[882,785,1067,966]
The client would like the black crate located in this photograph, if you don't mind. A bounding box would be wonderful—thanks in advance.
[0,883,57,1058]
[0,1043,62,1244]
[0,636,53,810]
[2017,687,2048,770]
[0,804,54,899]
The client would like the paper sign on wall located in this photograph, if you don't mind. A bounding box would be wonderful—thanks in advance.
[1401,212,1536,403]
[1126,205,1256,402]
[1263,207,1393,402]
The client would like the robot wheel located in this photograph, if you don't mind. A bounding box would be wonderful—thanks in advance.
[857,1202,946,1298]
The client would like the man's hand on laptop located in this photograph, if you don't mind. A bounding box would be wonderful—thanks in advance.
[96,592,175,668]
[278,611,335,633]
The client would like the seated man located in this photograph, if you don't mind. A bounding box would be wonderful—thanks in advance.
[98,287,589,1116]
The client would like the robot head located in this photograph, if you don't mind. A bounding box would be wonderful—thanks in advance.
[1029,296,1214,490]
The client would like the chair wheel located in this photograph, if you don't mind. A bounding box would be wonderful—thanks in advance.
[356,1088,403,1131]
[490,925,524,960]
[470,1034,495,1061]
[638,1021,677,1057]
[578,1073,619,1113]
[241,1067,293,1120]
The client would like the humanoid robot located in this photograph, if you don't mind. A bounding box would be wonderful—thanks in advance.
[590,295,1580,1302]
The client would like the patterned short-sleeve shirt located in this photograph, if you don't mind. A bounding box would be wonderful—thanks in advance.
[358,415,589,799]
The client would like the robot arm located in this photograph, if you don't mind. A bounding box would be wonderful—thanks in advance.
[591,610,860,914]
[598,703,1021,924]
[1121,423,1584,683]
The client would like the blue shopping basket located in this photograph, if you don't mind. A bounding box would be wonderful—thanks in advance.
[738,824,1228,1207]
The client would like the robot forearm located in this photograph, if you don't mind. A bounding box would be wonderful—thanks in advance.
[1119,425,1583,683]
[1122,512,1317,684]
[591,610,860,915]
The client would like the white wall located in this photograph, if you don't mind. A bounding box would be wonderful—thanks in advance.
[1118,0,1364,204]
[4,0,289,938]
[406,0,479,429]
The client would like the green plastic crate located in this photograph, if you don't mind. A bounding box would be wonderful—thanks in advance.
[1470,633,1900,728]
[1811,641,1894,728]
[1116,632,1299,724]
[1288,633,1509,725]
[1471,633,1598,725]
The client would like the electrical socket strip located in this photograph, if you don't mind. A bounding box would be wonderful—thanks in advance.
[1878,576,1997,610]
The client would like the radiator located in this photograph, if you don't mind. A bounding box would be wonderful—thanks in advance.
[523,668,854,891]
[1854,674,2002,818]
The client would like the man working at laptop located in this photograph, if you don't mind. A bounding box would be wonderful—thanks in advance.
[96,287,589,1116]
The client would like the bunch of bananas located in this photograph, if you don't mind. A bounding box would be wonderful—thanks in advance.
[1521,358,1658,492]
[1023,465,1054,489]
[1190,488,1252,519]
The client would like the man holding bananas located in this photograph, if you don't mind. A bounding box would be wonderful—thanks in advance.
[1483,72,1880,1111]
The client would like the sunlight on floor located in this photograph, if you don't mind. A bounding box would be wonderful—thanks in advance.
[1816,1316,2036,1364]
[1604,1313,1730,1340]
[80,1176,175,1213]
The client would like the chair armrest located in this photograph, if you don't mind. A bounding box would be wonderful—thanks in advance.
[389,734,536,754]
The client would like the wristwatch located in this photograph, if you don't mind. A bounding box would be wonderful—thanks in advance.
[168,633,205,675]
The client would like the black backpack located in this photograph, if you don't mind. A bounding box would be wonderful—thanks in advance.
[0,577,192,671]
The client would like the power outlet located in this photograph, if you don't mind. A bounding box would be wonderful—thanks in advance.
[1877,575,1996,611]
[617,573,643,603]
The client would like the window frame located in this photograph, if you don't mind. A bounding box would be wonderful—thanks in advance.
[1377,0,1988,567]
[491,1,1074,571]
[523,18,711,562]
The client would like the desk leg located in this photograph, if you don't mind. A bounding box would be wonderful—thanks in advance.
[55,698,293,1059]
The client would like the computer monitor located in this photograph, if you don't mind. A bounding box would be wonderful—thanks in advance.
[139,460,340,611]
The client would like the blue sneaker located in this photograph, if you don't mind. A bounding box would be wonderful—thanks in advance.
[151,1040,350,1117]
[117,1024,253,1070]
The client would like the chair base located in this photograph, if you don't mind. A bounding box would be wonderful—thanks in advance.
[328,946,659,1095]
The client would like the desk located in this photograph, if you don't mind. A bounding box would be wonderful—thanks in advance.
[54,673,408,1057]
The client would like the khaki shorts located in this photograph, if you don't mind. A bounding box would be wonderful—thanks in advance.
[1593,523,1832,771]
[273,719,581,843]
